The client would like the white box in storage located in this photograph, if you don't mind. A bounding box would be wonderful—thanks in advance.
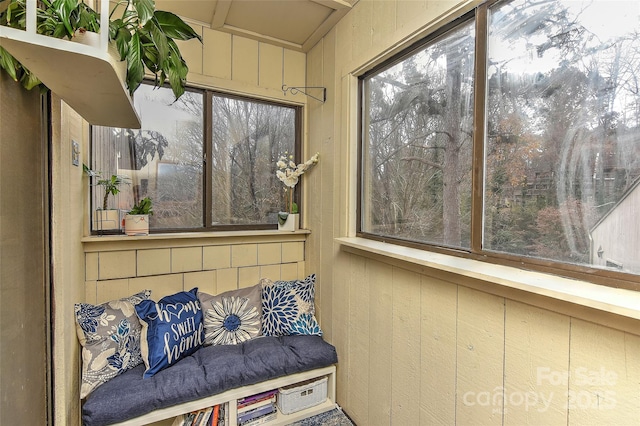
[276,376,328,415]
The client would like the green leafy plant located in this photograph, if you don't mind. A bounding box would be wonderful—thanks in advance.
[84,164,130,210]
[0,0,202,98]
[129,196,153,215]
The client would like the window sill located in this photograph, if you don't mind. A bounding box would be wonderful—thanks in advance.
[336,237,640,323]
[82,229,310,251]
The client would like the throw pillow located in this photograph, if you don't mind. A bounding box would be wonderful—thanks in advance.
[198,284,262,346]
[261,274,323,336]
[74,290,151,398]
[135,288,204,378]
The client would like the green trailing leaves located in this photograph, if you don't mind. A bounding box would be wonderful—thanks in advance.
[144,18,168,66]
[0,46,19,81]
[112,24,131,60]
[129,196,153,215]
[165,38,188,99]
[132,0,154,27]
[154,10,201,41]
[0,0,201,98]
[126,31,145,95]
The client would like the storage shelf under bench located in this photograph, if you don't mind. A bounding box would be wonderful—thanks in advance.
[112,365,336,426]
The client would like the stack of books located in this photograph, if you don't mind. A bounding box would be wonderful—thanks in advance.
[172,404,227,426]
[237,389,278,426]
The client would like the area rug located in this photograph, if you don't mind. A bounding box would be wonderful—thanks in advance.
[287,407,355,426]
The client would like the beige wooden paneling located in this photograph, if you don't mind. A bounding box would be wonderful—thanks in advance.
[203,29,232,80]
[504,301,570,425]
[568,319,640,426]
[305,37,324,292]
[456,286,505,425]
[51,101,88,426]
[331,244,350,404]
[232,36,259,85]
[420,277,457,425]
[347,254,369,425]
[216,267,239,292]
[203,245,231,270]
[351,0,373,58]
[334,2,354,69]
[390,267,421,424]
[184,270,216,295]
[258,243,281,265]
[85,252,98,281]
[129,274,183,299]
[258,43,283,88]
[99,250,136,279]
[231,244,258,267]
[177,25,203,76]
[372,0,397,47]
[238,266,260,288]
[137,248,171,276]
[367,261,393,425]
[283,49,306,88]
[171,246,203,273]
[259,264,281,281]
[95,278,130,303]
[281,262,299,280]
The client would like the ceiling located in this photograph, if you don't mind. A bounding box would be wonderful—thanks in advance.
[155,0,355,52]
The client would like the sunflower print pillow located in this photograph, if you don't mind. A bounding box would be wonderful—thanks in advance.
[198,284,262,346]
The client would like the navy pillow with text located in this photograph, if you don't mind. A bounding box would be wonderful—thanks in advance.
[135,288,204,378]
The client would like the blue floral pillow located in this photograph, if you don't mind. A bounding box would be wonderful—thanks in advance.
[74,290,151,398]
[198,284,262,346]
[135,288,204,378]
[261,274,322,336]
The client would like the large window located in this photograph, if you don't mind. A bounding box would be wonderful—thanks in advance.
[361,18,475,249]
[360,0,640,288]
[91,84,300,232]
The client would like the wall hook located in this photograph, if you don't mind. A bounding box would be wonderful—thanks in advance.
[282,85,326,103]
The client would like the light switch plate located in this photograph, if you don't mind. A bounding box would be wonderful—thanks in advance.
[72,140,79,166]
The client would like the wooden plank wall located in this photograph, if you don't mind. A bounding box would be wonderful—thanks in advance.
[315,250,640,426]
[303,0,640,424]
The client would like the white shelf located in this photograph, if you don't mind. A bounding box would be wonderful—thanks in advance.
[0,0,141,129]
[111,365,337,426]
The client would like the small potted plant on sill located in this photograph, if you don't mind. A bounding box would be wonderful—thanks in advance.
[275,152,319,231]
[124,196,153,236]
[84,164,129,232]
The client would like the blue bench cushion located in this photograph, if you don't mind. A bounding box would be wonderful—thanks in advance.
[82,335,338,426]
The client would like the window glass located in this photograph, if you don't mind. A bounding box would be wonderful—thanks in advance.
[91,84,299,232]
[210,95,297,226]
[91,84,204,230]
[485,0,640,274]
[361,20,475,248]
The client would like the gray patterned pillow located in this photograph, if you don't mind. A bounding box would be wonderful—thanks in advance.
[74,290,151,398]
[198,284,262,346]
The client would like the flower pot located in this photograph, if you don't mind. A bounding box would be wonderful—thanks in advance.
[277,213,299,231]
[93,209,120,231]
[124,214,149,236]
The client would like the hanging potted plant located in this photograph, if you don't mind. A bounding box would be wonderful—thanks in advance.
[0,0,201,99]
[275,152,319,231]
[124,196,153,236]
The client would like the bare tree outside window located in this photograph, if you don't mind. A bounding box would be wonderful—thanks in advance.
[91,85,299,232]
[485,0,640,273]
[210,95,296,225]
[361,20,475,249]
